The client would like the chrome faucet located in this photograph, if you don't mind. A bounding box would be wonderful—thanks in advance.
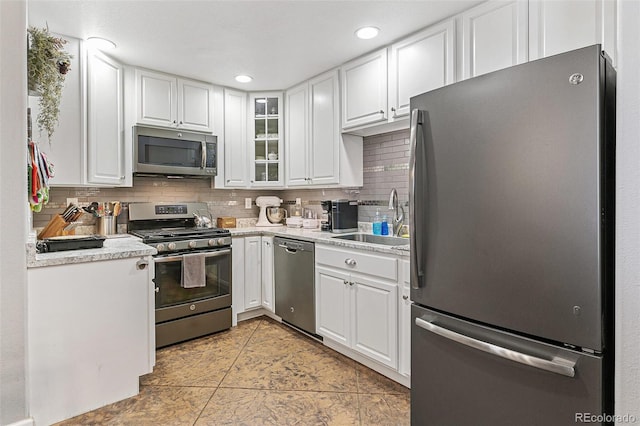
[388,188,405,237]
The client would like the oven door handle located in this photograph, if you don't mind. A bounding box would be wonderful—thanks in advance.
[153,248,231,263]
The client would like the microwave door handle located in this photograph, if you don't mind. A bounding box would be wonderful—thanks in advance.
[201,141,206,169]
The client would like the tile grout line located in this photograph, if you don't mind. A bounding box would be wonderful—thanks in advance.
[191,318,264,426]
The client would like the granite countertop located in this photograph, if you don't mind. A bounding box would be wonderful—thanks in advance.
[26,235,157,268]
[26,227,409,268]
[229,226,411,257]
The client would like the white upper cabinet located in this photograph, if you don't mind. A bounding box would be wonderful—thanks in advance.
[86,49,125,186]
[30,35,130,187]
[529,0,617,64]
[29,34,85,186]
[389,20,456,120]
[460,0,528,80]
[136,69,176,127]
[248,92,283,187]
[284,82,309,186]
[223,89,248,187]
[341,48,388,130]
[285,69,351,187]
[309,70,341,185]
[177,79,214,131]
[136,68,213,132]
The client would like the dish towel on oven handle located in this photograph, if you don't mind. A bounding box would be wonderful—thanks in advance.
[181,253,206,288]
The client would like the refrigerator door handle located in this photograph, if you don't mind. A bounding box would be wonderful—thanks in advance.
[415,317,576,378]
[409,108,425,289]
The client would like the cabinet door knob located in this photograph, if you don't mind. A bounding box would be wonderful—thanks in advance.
[343,279,349,285]
[402,295,409,300]
[136,259,148,270]
[155,287,160,293]
[379,110,384,114]
[391,107,396,112]
[173,120,177,124]
[349,281,354,286]
[345,258,356,266]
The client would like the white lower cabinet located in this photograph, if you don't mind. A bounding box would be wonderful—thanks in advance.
[316,245,398,369]
[399,259,411,378]
[232,236,275,319]
[27,256,154,426]
[261,236,275,311]
[244,236,262,310]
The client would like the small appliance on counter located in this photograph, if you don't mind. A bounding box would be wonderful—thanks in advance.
[256,196,286,227]
[287,204,303,228]
[321,200,358,233]
[36,235,106,253]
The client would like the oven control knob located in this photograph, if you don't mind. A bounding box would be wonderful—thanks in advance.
[208,239,217,246]
[217,238,226,245]
[167,242,176,251]
[156,243,165,252]
[188,241,197,249]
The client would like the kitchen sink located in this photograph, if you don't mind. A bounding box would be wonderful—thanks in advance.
[331,233,409,246]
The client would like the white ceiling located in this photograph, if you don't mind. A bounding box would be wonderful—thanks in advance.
[28,0,480,91]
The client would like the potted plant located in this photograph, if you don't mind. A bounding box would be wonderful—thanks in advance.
[27,26,72,142]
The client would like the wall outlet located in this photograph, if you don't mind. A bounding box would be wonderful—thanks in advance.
[245,198,252,209]
[66,197,78,206]
[295,198,301,205]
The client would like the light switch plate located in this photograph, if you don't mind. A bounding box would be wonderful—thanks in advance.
[245,198,252,209]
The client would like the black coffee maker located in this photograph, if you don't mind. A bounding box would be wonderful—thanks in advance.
[320,200,332,231]
[320,200,358,233]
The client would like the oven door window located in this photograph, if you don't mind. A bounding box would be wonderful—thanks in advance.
[154,250,230,309]
[138,135,203,168]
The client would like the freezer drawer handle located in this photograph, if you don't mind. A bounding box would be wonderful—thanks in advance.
[415,317,576,378]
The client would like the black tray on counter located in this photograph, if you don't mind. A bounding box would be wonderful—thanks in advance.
[36,235,106,253]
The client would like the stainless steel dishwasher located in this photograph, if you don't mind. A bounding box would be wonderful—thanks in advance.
[274,237,317,337]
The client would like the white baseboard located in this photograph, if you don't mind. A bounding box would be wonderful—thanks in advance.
[236,308,281,323]
[323,338,411,388]
[6,418,35,426]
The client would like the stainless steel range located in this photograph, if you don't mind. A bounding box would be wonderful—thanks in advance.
[129,202,232,348]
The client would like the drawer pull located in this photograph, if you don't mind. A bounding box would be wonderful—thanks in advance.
[343,279,349,285]
[344,258,357,266]
[136,259,148,270]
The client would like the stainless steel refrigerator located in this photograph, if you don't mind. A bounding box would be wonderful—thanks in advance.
[409,45,615,425]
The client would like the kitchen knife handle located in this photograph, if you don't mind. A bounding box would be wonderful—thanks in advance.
[415,317,576,378]
[409,108,425,290]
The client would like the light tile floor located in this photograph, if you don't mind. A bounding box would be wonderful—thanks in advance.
[56,316,410,425]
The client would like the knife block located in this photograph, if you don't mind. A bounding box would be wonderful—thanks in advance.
[37,214,76,239]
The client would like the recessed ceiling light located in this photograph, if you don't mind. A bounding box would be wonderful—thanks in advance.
[355,26,380,40]
[235,75,253,83]
[86,37,116,50]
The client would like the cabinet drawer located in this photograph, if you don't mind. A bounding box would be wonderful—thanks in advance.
[316,245,397,281]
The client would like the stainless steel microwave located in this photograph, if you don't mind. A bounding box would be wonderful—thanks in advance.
[133,126,217,177]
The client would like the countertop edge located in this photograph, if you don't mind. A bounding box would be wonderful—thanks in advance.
[27,236,157,268]
[229,227,410,257]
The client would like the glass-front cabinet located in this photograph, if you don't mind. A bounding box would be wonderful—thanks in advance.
[249,92,283,186]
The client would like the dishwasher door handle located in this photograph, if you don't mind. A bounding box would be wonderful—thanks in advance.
[278,244,299,254]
